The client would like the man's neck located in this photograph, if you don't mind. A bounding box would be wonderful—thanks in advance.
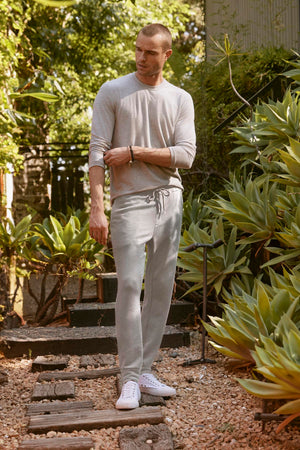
[135,72,164,86]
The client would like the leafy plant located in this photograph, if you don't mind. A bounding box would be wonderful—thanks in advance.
[262,203,300,270]
[24,214,104,325]
[208,175,279,246]
[178,218,251,296]
[275,137,300,187]
[231,90,300,161]
[182,190,211,230]
[0,214,32,312]
[276,185,300,222]
[210,34,251,110]
[204,273,300,364]
[237,315,300,432]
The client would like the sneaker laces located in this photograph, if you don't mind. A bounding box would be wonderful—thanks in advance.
[120,381,139,399]
[139,373,167,388]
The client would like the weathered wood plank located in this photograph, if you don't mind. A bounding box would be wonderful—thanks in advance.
[32,356,70,372]
[31,381,75,401]
[38,367,120,382]
[79,354,115,368]
[18,436,94,449]
[28,406,164,433]
[119,423,174,450]
[26,400,94,416]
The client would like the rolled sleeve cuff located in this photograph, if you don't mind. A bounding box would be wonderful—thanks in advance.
[88,135,111,169]
[169,145,196,169]
[88,150,105,169]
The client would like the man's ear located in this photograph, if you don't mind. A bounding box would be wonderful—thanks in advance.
[165,49,173,60]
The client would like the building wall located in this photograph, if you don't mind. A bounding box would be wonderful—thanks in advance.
[13,152,51,223]
[206,0,300,59]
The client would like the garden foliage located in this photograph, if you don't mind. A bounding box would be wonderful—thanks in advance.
[178,50,300,430]
[0,209,105,326]
[181,46,291,196]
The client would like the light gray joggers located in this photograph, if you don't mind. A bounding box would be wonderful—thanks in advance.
[110,187,183,384]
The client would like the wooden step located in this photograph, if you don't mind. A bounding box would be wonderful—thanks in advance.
[28,406,164,434]
[18,436,94,449]
[79,353,115,368]
[31,381,75,401]
[68,300,194,327]
[37,367,120,382]
[0,325,190,357]
[26,400,94,416]
[31,356,70,372]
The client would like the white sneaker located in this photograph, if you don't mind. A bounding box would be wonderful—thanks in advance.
[139,373,176,397]
[116,381,141,410]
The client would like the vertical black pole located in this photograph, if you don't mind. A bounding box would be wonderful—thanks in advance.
[201,246,207,359]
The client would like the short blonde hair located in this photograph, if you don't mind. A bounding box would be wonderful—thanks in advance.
[138,23,172,50]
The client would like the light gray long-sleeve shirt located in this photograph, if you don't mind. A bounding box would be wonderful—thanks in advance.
[89,72,196,201]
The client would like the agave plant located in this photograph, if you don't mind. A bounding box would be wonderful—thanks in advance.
[276,185,300,223]
[54,206,90,228]
[282,52,300,86]
[231,89,300,160]
[182,190,211,230]
[268,267,300,306]
[262,203,300,270]
[273,137,300,187]
[25,214,104,325]
[204,272,300,364]
[237,315,300,432]
[0,215,32,260]
[178,218,251,296]
[208,175,279,246]
[276,203,300,250]
[0,214,32,312]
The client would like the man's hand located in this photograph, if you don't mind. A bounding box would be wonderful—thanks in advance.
[103,146,130,167]
[89,207,108,246]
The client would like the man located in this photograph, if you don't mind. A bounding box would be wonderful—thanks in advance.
[89,23,196,409]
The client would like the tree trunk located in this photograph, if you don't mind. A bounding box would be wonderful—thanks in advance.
[35,270,69,325]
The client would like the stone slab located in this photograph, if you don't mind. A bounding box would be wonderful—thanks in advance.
[68,300,194,327]
[0,325,190,357]
[119,423,174,450]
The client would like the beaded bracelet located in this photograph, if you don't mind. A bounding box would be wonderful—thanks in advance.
[129,145,134,164]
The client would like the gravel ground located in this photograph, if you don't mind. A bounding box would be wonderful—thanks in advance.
[0,339,299,449]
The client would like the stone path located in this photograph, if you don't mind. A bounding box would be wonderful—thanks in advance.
[18,356,174,449]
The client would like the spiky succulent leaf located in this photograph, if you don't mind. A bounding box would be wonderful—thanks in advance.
[275,399,300,415]
[237,378,300,399]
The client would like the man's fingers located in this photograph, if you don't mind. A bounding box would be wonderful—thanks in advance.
[89,227,108,245]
